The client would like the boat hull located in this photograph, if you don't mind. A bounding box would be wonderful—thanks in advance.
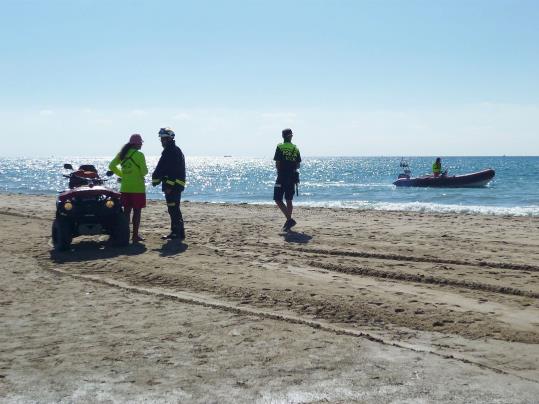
[393,169,495,188]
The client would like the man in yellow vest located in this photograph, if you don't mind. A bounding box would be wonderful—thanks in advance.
[432,157,442,177]
[273,128,301,231]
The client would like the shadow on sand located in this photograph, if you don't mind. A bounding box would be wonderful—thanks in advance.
[283,230,313,244]
[50,240,147,263]
[153,240,189,257]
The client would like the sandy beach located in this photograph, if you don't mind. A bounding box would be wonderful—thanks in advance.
[1,193,539,402]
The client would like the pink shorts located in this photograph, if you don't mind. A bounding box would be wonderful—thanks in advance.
[120,193,146,209]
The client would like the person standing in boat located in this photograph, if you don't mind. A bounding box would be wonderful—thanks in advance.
[432,157,442,177]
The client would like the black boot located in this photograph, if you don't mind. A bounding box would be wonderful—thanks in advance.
[178,221,185,241]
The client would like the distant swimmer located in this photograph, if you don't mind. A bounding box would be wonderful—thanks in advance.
[432,157,442,177]
[152,127,186,240]
[108,134,148,243]
[273,128,302,232]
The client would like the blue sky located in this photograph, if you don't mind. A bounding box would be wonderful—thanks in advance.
[1,0,538,157]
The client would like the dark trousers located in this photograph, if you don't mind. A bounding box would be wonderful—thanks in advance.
[165,188,184,237]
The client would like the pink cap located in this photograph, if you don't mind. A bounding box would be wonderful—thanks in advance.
[129,134,143,145]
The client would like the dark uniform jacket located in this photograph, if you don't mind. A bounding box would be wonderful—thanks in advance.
[152,141,186,191]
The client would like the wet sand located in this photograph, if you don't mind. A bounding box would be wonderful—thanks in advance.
[1,193,538,402]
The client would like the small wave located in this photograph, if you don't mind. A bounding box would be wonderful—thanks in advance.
[291,200,539,217]
[301,181,393,189]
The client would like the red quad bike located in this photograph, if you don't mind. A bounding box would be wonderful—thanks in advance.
[51,163,130,251]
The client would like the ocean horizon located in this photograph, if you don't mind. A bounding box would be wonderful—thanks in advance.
[1,155,538,217]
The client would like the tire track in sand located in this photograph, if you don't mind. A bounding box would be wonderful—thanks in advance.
[308,261,539,299]
[41,264,539,384]
[212,242,539,299]
[290,246,539,273]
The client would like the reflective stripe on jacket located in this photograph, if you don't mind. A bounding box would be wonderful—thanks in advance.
[151,141,186,190]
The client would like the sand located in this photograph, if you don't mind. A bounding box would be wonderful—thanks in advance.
[1,193,538,403]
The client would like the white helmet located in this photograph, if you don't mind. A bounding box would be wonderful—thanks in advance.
[158,127,175,138]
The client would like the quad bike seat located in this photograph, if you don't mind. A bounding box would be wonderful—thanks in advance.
[78,164,97,172]
[69,165,102,188]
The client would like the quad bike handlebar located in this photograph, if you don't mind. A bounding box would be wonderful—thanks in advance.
[63,172,109,181]
[63,163,110,188]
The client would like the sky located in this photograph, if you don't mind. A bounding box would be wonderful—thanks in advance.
[0,0,538,157]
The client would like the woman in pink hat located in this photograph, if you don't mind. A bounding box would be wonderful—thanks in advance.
[109,134,148,243]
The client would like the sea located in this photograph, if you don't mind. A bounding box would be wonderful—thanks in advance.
[1,156,538,217]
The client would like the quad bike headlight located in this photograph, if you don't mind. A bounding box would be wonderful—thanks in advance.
[63,201,73,211]
[105,199,115,208]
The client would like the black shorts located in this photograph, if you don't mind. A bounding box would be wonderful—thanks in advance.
[274,181,295,201]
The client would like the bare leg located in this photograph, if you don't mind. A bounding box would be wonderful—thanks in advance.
[275,200,291,220]
[286,199,293,219]
[124,207,132,223]
[132,208,142,240]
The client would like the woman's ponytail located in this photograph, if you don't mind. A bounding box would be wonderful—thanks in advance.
[118,143,132,161]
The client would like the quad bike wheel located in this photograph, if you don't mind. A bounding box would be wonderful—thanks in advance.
[52,218,73,251]
[110,213,130,247]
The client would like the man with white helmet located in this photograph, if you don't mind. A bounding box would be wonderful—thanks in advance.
[152,127,186,240]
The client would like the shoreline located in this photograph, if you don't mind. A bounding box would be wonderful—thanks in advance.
[1,190,539,218]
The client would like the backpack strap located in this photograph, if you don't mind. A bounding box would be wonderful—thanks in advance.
[122,150,141,170]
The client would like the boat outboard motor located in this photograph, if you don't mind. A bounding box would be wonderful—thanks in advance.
[398,158,411,179]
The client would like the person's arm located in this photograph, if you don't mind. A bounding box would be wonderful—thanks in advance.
[176,149,186,191]
[296,148,302,170]
[108,154,123,177]
[152,152,165,186]
[274,146,282,171]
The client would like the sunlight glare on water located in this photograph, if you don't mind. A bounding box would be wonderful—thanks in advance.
[1,156,538,216]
